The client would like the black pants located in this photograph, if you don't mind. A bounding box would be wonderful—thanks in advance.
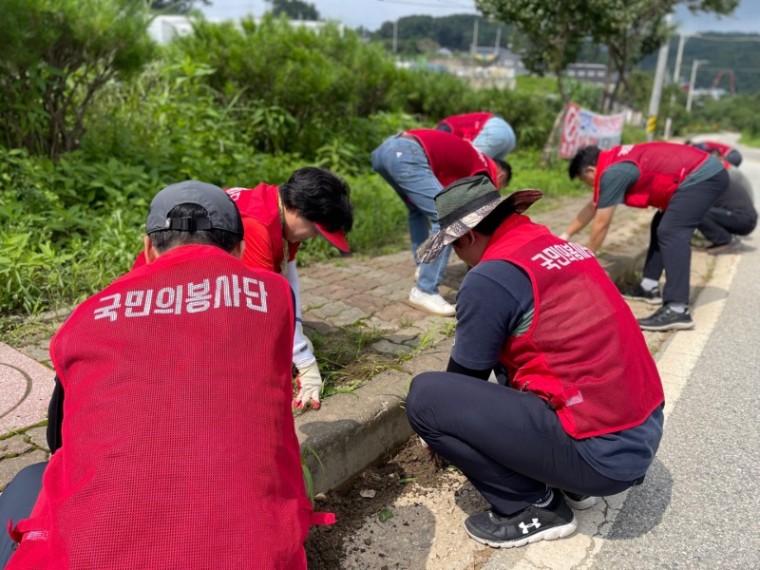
[406,373,638,516]
[698,206,757,245]
[0,462,46,568]
[643,169,729,305]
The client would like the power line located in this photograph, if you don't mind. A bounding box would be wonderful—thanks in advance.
[687,33,760,43]
[376,0,476,8]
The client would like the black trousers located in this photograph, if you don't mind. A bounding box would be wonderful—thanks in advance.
[406,372,639,516]
[0,462,46,568]
[643,169,729,305]
[698,206,757,245]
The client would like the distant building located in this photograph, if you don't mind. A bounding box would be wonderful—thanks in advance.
[147,15,339,45]
[566,63,608,85]
[148,16,196,44]
[474,47,528,75]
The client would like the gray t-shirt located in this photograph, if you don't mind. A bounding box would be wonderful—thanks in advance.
[597,155,725,209]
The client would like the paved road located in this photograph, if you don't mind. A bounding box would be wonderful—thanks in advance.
[342,136,760,570]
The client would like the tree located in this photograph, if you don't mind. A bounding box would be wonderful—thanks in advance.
[265,0,320,21]
[0,0,155,158]
[588,0,739,111]
[477,0,739,111]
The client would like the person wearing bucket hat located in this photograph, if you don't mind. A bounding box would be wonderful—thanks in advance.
[371,128,511,317]
[406,174,664,549]
[436,112,517,159]
[3,180,322,569]
[225,167,353,412]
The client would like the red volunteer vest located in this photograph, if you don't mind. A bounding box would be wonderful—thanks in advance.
[595,142,709,210]
[405,129,499,187]
[8,245,312,570]
[436,112,494,141]
[226,183,299,273]
[701,140,731,156]
[481,215,664,438]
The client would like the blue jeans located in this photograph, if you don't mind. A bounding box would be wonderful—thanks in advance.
[371,135,452,294]
[472,116,516,159]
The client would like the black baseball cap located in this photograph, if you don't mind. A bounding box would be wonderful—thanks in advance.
[146,180,244,236]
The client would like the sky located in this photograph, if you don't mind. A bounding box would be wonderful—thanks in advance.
[201,0,760,33]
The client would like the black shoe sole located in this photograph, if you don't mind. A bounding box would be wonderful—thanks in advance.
[622,294,663,306]
[638,320,695,331]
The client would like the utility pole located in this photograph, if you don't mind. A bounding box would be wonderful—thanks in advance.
[646,14,672,142]
[392,19,398,54]
[664,33,687,139]
[686,59,708,112]
[494,26,501,56]
[471,18,479,59]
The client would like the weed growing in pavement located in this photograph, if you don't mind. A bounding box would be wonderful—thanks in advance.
[301,445,324,505]
[309,321,399,398]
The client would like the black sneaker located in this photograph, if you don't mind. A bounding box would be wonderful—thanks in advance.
[562,491,600,510]
[464,497,577,548]
[706,236,741,255]
[622,284,662,305]
[638,305,694,331]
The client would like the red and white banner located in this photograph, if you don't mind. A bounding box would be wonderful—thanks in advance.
[559,102,625,159]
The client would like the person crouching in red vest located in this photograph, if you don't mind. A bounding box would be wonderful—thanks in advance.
[225,168,354,412]
[3,181,316,569]
[406,175,664,549]
[562,143,728,331]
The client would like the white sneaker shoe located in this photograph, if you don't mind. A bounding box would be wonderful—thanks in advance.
[408,287,455,317]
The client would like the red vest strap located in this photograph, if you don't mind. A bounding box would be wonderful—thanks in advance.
[310,512,337,526]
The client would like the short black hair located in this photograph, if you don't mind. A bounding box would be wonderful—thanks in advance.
[148,203,242,254]
[492,158,512,187]
[279,167,353,234]
[568,146,601,180]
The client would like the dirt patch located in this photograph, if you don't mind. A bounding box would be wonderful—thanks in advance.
[305,437,443,569]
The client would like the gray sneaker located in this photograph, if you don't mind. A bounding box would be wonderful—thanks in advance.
[706,236,741,255]
[622,284,662,305]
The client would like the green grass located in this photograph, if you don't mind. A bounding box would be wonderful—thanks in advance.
[740,132,760,148]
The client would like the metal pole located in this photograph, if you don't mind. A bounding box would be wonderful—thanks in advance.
[686,59,707,112]
[664,33,687,139]
[392,19,398,54]
[471,18,479,59]
[646,14,671,141]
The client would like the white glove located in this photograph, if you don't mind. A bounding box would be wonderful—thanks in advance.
[559,232,570,240]
[293,359,322,411]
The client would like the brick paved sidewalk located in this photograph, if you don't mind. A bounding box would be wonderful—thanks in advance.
[0,195,671,492]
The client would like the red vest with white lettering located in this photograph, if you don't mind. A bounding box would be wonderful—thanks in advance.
[594,142,709,210]
[481,215,664,438]
[405,129,499,187]
[226,183,299,272]
[436,112,494,141]
[700,140,731,156]
[7,245,312,570]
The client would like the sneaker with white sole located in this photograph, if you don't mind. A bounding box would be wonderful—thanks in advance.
[622,284,662,305]
[408,287,455,316]
[561,491,600,510]
[464,496,577,548]
[638,305,694,331]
